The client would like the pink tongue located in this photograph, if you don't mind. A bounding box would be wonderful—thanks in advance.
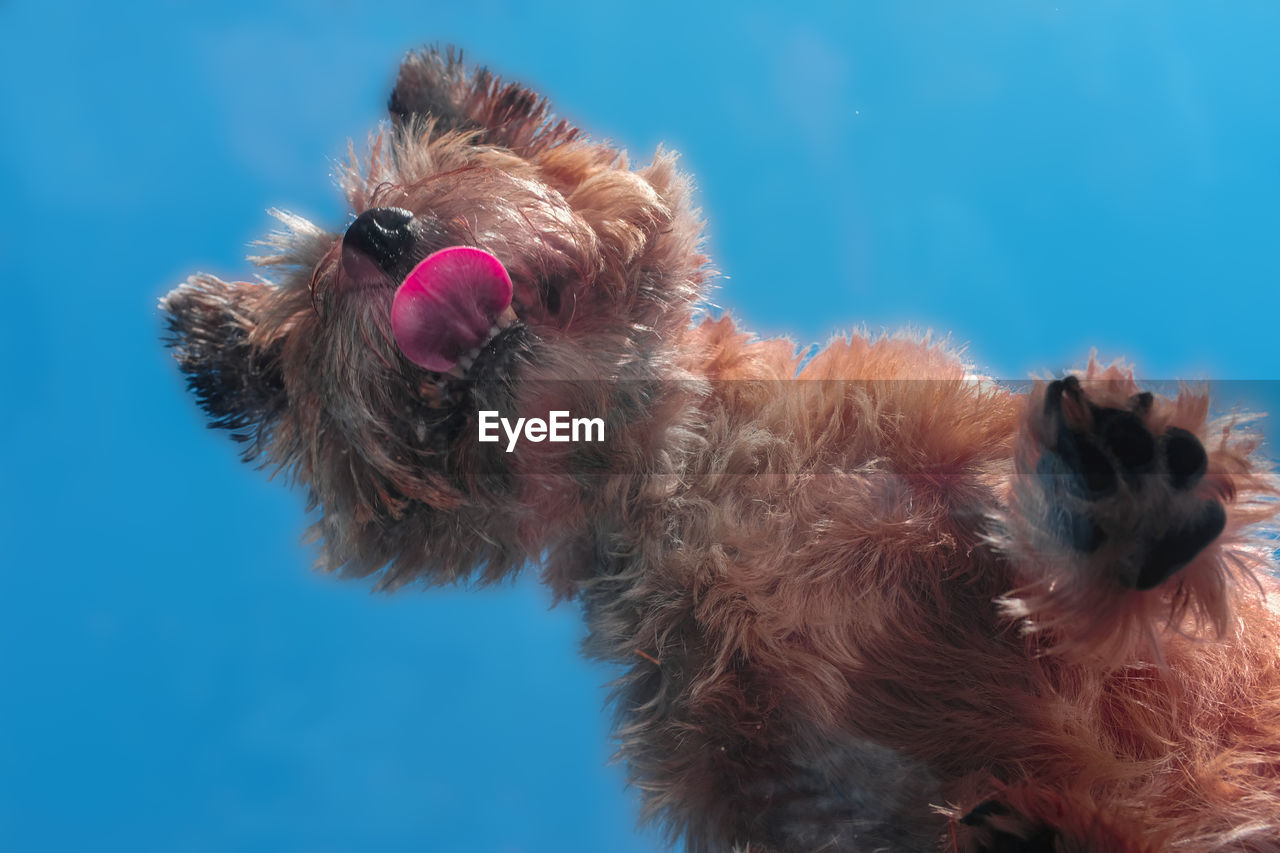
[391,246,513,372]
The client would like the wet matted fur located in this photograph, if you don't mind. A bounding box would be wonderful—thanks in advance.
[163,47,1280,852]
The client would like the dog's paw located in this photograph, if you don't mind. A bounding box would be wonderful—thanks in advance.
[1035,375,1226,591]
[996,360,1275,659]
[957,799,1059,853]
[951,784,1160,853]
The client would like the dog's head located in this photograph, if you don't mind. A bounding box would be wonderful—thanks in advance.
[162,47,708,588]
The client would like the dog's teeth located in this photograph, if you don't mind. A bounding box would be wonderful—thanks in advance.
[442,318,513,381]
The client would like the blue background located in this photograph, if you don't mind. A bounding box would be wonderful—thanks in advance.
[3,2,1279,851]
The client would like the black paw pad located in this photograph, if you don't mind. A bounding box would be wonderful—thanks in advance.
[1164,427,1208,491]
[1132,500,1227,590]
[1044,431,1118,500]
[1042,380,1164,501]
[1071,435,1119,498]
[1036,378,1227,591]
[1037,441,1116,503]
[961,800,1058,853]
[960,800,1011,826]
[1095,408,1156,482]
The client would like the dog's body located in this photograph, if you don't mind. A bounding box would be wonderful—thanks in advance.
[164,49,1280,851]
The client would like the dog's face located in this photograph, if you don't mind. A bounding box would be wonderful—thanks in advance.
[163,48,706,587]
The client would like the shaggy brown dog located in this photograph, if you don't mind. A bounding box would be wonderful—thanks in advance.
[163,47,1280,852]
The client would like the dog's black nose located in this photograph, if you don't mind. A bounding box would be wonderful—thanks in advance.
[342,207,418,280]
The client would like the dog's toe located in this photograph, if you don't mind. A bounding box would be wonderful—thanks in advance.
[1163,427,1208,491]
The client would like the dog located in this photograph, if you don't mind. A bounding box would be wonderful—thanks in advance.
[162,47,1280,851]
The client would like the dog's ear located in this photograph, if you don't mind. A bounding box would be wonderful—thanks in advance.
[161,276,286,459]
[388,46,578,154]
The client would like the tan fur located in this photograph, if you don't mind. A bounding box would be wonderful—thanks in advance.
[650,325,1280,849]
[163,48,1280,851]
